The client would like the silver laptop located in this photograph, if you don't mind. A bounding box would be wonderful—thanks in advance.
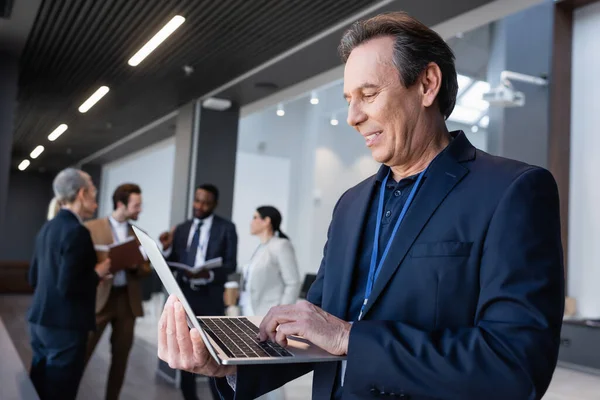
[133,226,345,366]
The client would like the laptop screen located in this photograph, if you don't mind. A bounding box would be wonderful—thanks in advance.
[131,226,221,364]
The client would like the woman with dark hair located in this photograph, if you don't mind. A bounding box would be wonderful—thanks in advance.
[238,206,300,399]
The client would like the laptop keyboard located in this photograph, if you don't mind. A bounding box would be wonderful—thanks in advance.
[198,317,293,359]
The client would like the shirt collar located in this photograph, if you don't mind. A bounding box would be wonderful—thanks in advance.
[375,165,420,185]
[194,214,214,226]
[108,215,129,227]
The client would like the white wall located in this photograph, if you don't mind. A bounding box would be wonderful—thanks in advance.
[232,152,291,268]
[568,1,600,318]
[99,137,176,242]
[237,99,313,275]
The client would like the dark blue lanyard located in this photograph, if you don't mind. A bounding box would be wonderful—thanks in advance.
[358,169,426,320]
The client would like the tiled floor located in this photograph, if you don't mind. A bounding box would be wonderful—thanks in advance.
[2,294,600,399]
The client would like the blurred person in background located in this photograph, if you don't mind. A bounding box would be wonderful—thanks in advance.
[238,206,300,400]
[159,183,238,400]
[28,168,111,400]
[85,183,152,400]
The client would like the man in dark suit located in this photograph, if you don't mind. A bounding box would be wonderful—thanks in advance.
[160,183,238,400]
[28,168,112,400]
[157,12,564,400]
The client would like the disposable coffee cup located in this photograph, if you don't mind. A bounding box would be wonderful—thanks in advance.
[224,281,239,306]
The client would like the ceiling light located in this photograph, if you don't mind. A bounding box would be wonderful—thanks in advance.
[128,15,186,67]
[30,145,45,159]
[276,103,285,117]
[479,115,490,128]
[330,113,339,126]
[48,124,68,141]
[78,86,110,113]
[202,97,232,111]
[459,81,491,111]
[310,91,319,105]
[471,125,479,133]
[448,105,483,125]
[18,160,30,171]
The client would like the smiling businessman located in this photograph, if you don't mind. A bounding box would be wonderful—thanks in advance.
[157,12,564,400]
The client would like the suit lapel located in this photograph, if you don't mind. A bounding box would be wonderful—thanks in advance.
[360,133,474,318]
[330,180,376,319]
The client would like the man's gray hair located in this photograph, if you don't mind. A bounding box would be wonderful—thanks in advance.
[53,168,90,204]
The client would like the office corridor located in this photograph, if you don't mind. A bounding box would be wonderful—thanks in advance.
[1,294,598,400]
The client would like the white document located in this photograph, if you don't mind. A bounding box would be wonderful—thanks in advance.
[167,257,223,274]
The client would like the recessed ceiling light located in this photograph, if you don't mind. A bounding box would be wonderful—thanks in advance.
[30,145,45,159]
[310,91,319,105]
[48,124,68,141]
[128,15,186,67]
[18,160,30,171]
[276,103,285,117]
[330,113,339,126]
[79,86,110,113]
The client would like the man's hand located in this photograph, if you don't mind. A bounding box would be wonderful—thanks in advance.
[259,300,351,356]
[159,229,174,251]
[158,295,235,377]
[95,258,112,278]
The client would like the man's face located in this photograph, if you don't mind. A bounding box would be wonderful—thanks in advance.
[121,193,142,221]
[193,189,216,219]
[343,36,425,166]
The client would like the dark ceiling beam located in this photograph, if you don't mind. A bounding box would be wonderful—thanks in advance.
[0,0,42,56]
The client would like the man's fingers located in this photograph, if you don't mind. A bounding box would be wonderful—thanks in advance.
[189,328,209,371]
[166,299,180,368]
[275,326,289,348]
[157,305,168,360]
[276,322,306,347]
[258,305,298,341]
[261,315,294,342]
[174,301,193,368]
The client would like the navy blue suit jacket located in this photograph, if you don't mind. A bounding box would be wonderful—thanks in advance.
[217,132,564,399]
[28,209,100,332]
[169,215,237,316]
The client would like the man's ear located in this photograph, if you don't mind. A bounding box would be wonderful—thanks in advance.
[420,62,443,109]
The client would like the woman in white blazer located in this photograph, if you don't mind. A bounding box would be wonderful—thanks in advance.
[239,206,301,317]
[238,206,301,400]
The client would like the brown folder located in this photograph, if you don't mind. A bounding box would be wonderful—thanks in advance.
[95,237,145,273]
